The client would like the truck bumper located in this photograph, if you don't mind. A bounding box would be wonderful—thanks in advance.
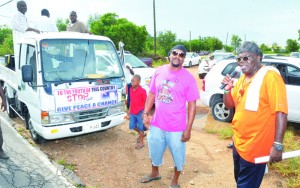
[34,112,127,140]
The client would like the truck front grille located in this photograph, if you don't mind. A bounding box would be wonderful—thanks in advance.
[73,107,109,122]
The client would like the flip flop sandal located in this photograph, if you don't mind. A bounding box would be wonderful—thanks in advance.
[136,133,147,143]
[139,175,162,183]
[135,143,144,150]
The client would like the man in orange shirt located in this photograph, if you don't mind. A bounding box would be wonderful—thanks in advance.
[222,41,288,188]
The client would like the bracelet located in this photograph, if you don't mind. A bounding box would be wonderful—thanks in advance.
[274,142,283,145]
[143,112,148,116]
[224,89,231,93]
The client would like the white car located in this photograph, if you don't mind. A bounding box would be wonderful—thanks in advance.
[183,52,201,67]
[198,52,235,79]
[123,53,156,93]
[200,57,300,123]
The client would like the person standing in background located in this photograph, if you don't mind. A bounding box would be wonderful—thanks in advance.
[11,1,40,34]
[127,74,147,150]
[35,9,58,32]
[67,11,91,34]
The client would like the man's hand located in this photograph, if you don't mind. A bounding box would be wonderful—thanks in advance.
[142,114,150,129]
[181,130,191,142]
[269,147,283,163]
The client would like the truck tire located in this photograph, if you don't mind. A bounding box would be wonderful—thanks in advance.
[5,94,16,118]
[26,113,44,144]
[211,98,234,122]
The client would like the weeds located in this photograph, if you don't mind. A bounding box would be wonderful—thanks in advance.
[57,159,76,171]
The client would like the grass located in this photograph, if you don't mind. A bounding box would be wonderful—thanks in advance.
[57,159,76,171]
[206,125,300,188]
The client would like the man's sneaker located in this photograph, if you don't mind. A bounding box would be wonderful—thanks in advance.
[0,151,9,159]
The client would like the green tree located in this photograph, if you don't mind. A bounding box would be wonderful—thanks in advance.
[56,18,69,32]
[90,13,148,54]
[156,30,177,55]
[271,43,282,54]
[285,39,299,53]
[200,37,223,52]
[0,26,13,55]
[260,43,271,53]
[230,35,242,50]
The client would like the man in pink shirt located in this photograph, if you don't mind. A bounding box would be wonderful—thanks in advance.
[140,45,200,188]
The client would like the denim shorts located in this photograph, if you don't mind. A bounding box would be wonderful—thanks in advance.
[147,126,186,171]
[129,111,146,131]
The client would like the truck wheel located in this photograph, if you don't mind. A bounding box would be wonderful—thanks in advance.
[5,94,16,118]
[211,98,234,122]
[26,113,44,144]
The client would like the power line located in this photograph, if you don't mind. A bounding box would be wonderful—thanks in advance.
[0,0,14,8]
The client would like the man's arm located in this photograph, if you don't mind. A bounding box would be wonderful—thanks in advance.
[269,112,287,163]
[181,100,196,142]
[142,92,155,128]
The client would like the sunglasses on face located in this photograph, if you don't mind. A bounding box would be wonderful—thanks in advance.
[236,55,255,63]
[171,50,186,58]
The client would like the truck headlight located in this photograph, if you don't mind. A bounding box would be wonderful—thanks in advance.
[49,114,74,124]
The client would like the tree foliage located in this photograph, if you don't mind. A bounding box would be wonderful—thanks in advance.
[0,26,13,56]
[56,18,69,32]
[231,35,242,50]
[90,13,148,54]
[285,39,299,53]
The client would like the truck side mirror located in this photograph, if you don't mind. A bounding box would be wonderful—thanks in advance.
[21,65,33,82]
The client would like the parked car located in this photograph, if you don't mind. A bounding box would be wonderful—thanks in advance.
[139,57,153,67]
[200,57,300,123]
[122,52,156,93]
[290,52,300,58]
[183,52,201,67]
[198,52,234,79]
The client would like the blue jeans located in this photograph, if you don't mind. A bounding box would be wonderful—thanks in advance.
[148,126,186,171]
[233,144,266,188]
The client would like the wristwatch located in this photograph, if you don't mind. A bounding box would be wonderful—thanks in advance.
[273,143,283,151]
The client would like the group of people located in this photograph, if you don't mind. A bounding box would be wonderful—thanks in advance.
[126,42,288,188]
[1,1,289,188]
[11,0,91,34]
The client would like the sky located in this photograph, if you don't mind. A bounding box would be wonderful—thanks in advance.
[1,0,300,47]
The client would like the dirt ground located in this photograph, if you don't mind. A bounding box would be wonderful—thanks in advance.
[10,66,288,188]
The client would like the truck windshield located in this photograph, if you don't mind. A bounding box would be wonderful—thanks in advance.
[40,39,123,82]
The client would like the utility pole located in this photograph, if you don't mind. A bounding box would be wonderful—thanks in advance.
[153,0,157,54]
[189,30,191,52]
[225,32,228,46]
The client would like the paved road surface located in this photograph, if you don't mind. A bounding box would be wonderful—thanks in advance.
[0,114,75,188]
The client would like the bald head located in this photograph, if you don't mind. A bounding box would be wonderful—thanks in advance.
[69,11,77,23]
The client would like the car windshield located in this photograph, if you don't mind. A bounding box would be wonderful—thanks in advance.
[186,52,193,58]
[40,39,123,82]
[125,54,147,68]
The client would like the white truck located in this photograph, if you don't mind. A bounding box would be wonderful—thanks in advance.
[0,32,127,143]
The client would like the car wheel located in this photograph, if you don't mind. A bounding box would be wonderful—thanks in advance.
[26,113,44,144]
[198,73,206,79]
[5,93,16,118]
[189,61,192,68]
[211,98,234,122]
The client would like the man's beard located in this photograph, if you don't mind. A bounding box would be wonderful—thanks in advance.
[171,59,180,67]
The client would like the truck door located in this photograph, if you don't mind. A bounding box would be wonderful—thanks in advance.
[17,43,40,112]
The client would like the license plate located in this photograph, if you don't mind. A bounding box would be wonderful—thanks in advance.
[88,123,100,131]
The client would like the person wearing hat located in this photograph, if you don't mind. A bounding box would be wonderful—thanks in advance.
[221,41,288,187]
[206,53,217,71]
[140,45,199,187]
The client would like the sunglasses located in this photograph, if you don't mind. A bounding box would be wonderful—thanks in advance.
[236,55,254,62]
[171,50,186,58]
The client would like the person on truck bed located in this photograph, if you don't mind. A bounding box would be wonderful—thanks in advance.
[11,1,40,34]
[67,11,91,34]
[35,9,58,32]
